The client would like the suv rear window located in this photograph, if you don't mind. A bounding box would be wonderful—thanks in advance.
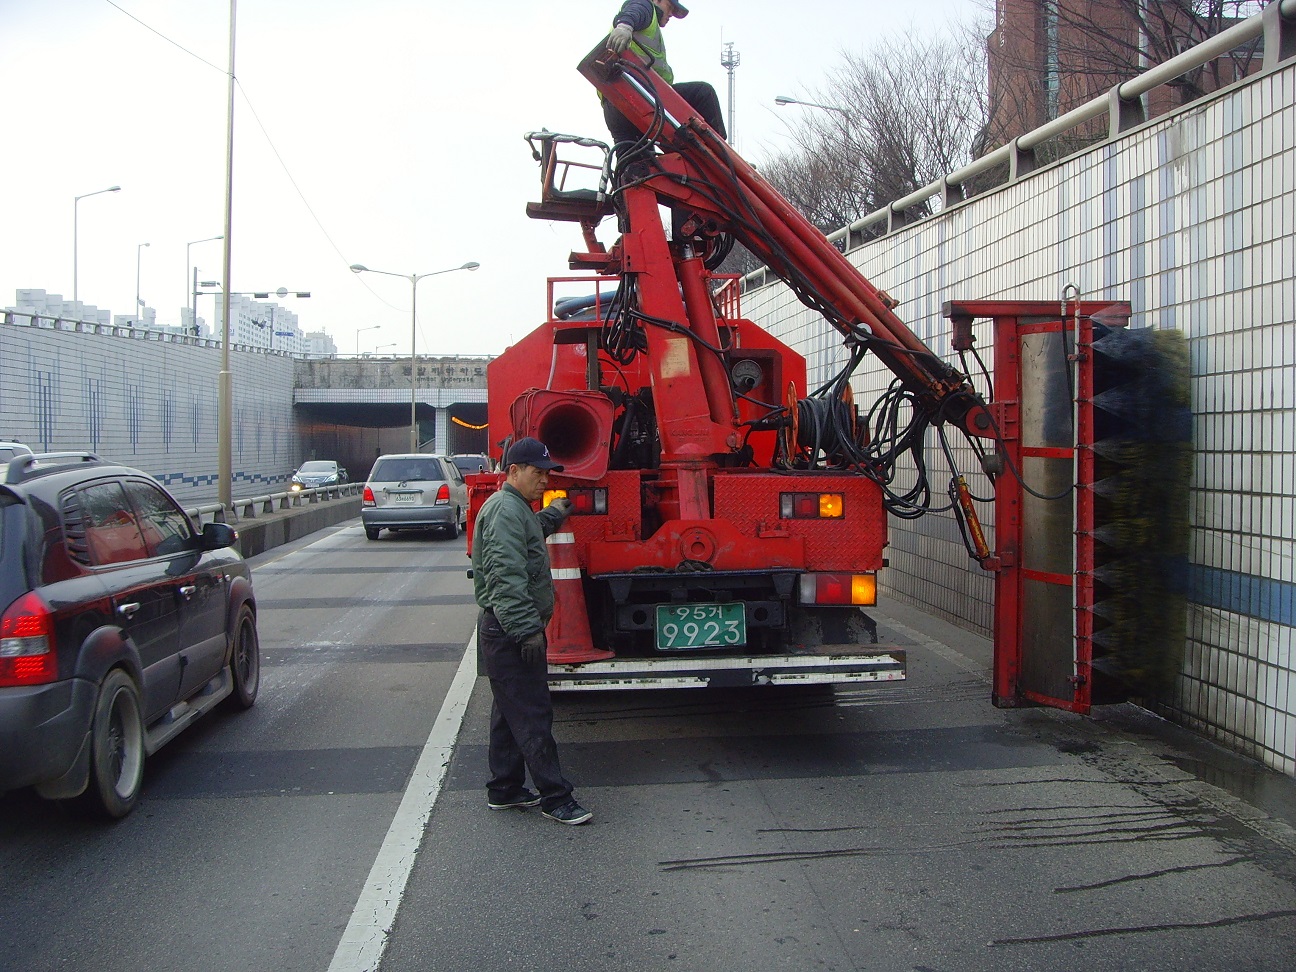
[371,458,443,482]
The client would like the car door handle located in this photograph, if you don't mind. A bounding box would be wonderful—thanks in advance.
[117,602,141,618]
[179,585,197,599]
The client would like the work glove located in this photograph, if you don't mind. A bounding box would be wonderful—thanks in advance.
[607,23,634,53]
[519,630,547,664]
[548,496,573,520]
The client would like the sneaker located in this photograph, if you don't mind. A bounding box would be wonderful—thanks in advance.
[487,788,542,810]
[541,799,593,826]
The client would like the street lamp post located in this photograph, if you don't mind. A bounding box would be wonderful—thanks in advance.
[72,185,121,310]
[356,324,380,357]
[349,261,481,452]
[187,235,223,334]
[773,94,850,118]
[135,242,150,325]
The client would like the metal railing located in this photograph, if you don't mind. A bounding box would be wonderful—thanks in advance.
[743,0,1296,282]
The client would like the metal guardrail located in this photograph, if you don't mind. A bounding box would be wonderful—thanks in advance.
[184,482,363,527]
[743,0,1296,282]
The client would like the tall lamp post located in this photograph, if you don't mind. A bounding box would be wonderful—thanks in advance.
[349,261,481,452]
[773,94,850,118]
[356,324,380,357]
[135,242,150,324]
[187,235,223,333]
[73,185,121,309]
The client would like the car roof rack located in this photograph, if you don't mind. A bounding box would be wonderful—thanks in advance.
[4,452,107,485]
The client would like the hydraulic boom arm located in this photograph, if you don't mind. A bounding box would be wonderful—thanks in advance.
[579,43,987,434]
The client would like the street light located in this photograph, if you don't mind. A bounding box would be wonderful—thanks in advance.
[73,185,121,309]
[374,343,397,355]
[774,94,850,118]
[356,324,380,357]
[187,235,223,333]
[135,242,150,325]
[349,260,481,452]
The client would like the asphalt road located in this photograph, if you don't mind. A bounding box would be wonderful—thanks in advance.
[3,520,1295,972]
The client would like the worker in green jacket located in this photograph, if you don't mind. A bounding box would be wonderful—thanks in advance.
[472,437,592,825]
[603,0,727,154]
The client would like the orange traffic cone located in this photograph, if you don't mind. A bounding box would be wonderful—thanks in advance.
[545,531,615,664]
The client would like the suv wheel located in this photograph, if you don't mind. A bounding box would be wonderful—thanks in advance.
[80,669,145,819]
[228,604,260,710]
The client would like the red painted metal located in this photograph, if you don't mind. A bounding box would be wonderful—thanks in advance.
[944,300,1125,714]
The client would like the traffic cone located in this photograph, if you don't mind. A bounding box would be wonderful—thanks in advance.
[545,531,615,664]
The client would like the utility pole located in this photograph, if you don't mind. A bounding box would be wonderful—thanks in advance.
[720,40,740,149]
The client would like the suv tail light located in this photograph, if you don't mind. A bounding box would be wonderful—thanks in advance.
[434,484,450,506]
[0,591,58,687]
[362,486,375,506]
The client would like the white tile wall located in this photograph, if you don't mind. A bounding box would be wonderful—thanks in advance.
[744,62,1296,776]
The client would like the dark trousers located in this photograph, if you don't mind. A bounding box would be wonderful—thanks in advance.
[603,79,728,155]
[477,610,573,811]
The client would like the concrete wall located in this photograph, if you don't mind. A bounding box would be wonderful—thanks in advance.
[0,323,301,506]
[744,62,1296,775]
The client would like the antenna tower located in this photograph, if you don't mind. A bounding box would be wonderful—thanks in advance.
[720,41,740,148]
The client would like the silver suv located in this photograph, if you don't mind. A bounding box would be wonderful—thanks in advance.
[361,454,468,540]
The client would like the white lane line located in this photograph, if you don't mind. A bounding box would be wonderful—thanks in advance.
[327,634,479,972]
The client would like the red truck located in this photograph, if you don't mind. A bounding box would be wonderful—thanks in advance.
[467,42,994,691]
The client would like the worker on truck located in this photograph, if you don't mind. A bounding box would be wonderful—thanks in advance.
[603,0,727,149]
[472,437,591,826]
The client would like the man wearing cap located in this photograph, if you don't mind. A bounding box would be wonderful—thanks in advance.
[472,437,592,825]
[603,0,727,153]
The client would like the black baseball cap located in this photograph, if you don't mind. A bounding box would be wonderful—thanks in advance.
[668,0,689,16]
[505,437,564,471]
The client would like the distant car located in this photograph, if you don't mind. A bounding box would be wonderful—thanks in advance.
[0,452,259,819]
[0,442,33,462]
[362,454,468,540]
[290,460,348,491]
[449,453,494,476]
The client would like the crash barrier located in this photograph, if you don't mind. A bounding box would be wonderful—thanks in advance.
[184,483,365,558]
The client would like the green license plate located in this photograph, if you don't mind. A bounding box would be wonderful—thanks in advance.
[654,602,747,650]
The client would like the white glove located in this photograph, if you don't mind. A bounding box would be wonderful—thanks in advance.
[548,496,573,520]
[607,23,634,53]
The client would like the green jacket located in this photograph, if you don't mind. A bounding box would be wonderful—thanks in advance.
[612,0,674,85]
[472,483,568,638]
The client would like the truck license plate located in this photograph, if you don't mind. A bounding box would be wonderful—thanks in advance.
[655,603,746,650]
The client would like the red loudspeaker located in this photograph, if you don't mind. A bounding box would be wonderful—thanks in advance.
[510,389,614,482]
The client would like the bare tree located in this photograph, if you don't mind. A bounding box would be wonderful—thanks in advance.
[754,32,990,235]
[980,0,1267,150]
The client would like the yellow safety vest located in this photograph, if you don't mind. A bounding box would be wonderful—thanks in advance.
[613,7,673,84]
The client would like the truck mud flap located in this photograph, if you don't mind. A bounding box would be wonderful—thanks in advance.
[547,648,906,691]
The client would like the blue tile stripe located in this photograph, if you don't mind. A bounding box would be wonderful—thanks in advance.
[1188,565,1296,627]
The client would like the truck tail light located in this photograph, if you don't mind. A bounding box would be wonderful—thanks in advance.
[780,492,844,519]
[362,486,375,506]
[799,572,876,606]
[0,591,58,687]
[543,488,608,515]
[434,483,451,505]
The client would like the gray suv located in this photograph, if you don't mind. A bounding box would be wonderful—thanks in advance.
[361,454,468,540]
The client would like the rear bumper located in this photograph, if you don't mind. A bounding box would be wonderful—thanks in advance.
[547,649,906,690]
[0,678,95,791]
[362,506,454,530]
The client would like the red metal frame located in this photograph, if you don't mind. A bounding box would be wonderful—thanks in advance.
[945,300,1125,715]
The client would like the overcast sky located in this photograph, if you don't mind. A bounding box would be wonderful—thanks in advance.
[0,0,982,358]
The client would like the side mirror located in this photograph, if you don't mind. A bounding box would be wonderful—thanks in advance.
[201,521,239,550]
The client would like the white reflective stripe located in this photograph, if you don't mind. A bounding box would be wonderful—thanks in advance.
[550,568,583,580]
[546,532,576,544]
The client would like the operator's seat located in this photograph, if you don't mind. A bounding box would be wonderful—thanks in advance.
[524,130,614,224]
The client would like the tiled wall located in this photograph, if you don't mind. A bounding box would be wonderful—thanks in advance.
[743,64,1296,776]
[0,324,301,505]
